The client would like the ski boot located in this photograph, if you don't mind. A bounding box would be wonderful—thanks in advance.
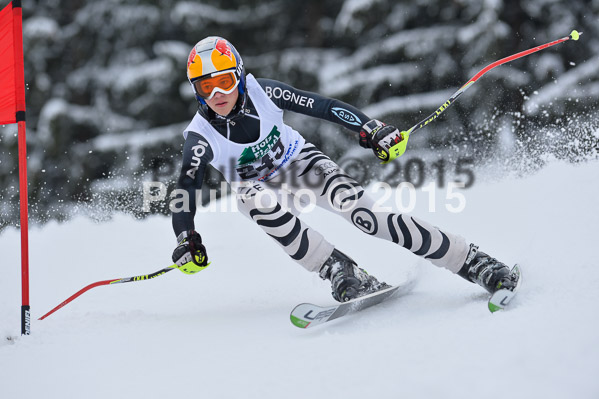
[319,249,390,302]
[457,244,517,293]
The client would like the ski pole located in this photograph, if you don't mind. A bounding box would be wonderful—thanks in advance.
[381,29,582,163]
[38,264,178,320]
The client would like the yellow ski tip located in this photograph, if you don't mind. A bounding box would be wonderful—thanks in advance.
[570,30,581,41]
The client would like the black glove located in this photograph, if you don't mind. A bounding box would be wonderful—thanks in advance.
[359,119,404,161]
[172,230,210,274]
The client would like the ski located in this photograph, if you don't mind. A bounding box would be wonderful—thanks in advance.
[290,283,412,329]
[488,264,522,313]
[290,264,521,328]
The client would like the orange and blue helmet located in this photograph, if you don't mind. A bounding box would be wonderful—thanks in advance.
[187,37,246,106]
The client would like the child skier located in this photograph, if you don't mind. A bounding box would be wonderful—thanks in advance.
[170,36,517,302]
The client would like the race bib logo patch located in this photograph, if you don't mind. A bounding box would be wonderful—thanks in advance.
[215,39,233,59]
[237,126,281,165]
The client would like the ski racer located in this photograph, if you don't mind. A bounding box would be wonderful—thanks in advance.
[170,36,518,302]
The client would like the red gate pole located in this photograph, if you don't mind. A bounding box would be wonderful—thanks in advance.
[13,0,30,336]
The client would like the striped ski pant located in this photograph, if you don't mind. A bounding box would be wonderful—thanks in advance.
[232,143,469,274]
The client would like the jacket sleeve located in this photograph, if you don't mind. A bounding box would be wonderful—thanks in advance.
[171,131,214,239]
[256,78,370,132]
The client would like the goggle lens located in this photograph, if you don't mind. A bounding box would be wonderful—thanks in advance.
[194,72,238,99]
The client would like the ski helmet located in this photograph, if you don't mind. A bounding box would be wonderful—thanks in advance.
[187,37,246,106]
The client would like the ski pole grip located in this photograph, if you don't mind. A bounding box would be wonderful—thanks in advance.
[380,131,410,164]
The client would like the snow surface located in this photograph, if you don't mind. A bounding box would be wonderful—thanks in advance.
[1,160,599,399]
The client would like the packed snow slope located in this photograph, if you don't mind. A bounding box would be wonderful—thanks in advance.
[1,159,598,399]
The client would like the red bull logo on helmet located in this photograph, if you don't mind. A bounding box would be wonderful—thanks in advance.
[210,40,236,74]
[187,47,197,69]
[215,39,233,59]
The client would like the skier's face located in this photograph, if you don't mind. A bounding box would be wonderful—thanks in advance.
[206,89,239,116]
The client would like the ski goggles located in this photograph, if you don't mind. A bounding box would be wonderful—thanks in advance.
[193,70,239,100]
